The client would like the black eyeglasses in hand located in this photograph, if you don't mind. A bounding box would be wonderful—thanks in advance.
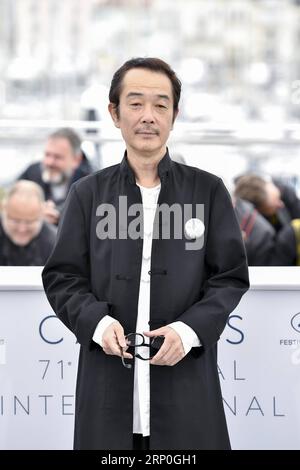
[121,333,164,369]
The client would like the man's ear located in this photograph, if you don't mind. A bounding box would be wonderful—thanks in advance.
[108,103,120,128]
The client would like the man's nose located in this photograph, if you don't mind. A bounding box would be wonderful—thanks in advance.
[44,154,56,166]
[276,199,284,209]
[141,104,155,123]
[16,223,29,233]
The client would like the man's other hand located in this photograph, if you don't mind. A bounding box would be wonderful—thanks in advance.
[144,326,185,366]
[102,321,133,360]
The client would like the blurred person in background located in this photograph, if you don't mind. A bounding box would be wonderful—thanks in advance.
[233,197,276,266]
[42,57,249,450]
[234,174,300,232]
[19,128,93,225]
[234,174,300,266]
[272,219,300,266]
[0,180,56,266]
[273,177,300,221]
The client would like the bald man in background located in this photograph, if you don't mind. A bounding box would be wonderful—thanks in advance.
[0,180,56,266]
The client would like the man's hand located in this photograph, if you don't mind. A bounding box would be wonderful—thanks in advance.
[144,326,185,366]
[102,321,133,360]
[43,200,60,225]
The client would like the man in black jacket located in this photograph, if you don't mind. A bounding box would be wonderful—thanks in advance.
[19,128,92,225]
[42,58,249,450]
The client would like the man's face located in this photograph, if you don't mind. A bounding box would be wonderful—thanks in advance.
[42,137,80,184]
[109,68,178,158]
[260,182,284,216]
[2,195,43,246]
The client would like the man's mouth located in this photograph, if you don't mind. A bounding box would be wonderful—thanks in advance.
[42,168,64,185]
[136,130,158,136]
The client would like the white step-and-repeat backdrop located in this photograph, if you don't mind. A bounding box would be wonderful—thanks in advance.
[0,267,300,449]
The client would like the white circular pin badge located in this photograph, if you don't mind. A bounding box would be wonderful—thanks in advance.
[184,218,205,239]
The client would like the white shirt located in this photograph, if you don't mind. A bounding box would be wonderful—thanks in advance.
[51,182,69,202]
[93,183,201,436]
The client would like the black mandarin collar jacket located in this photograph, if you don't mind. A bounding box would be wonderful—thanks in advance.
[42,150,249,450]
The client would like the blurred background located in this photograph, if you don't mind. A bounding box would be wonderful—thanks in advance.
[1,0,300,193]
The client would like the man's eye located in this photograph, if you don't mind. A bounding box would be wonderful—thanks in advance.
[131,103,141,107]
[156,104,167,109]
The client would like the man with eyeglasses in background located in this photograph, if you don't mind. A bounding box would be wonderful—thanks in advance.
[0,180,56,265]
[42,58,249,450]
